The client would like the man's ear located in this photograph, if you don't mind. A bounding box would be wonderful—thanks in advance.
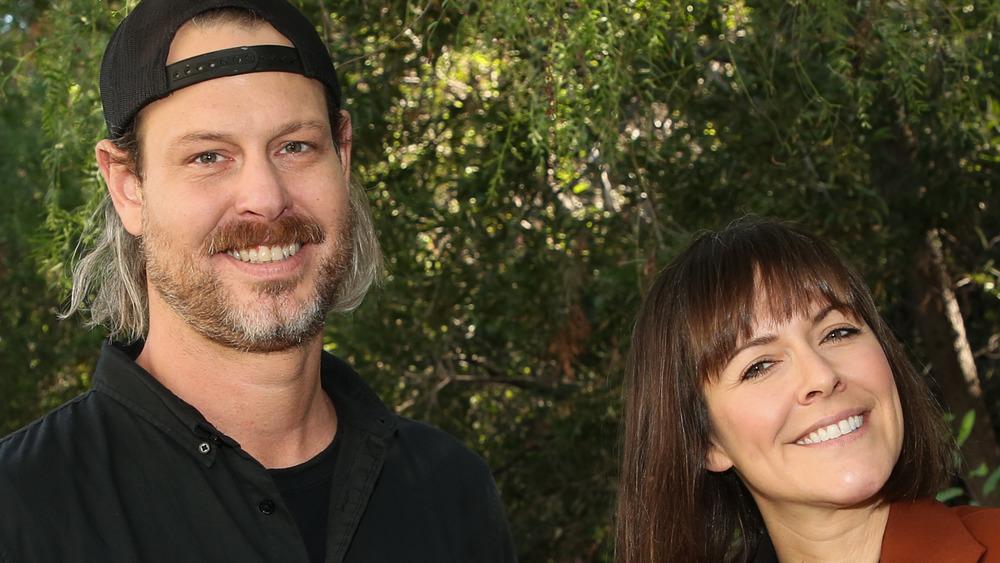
[95,139,143,236]
[334,110,352,183]
[705,440,735,473]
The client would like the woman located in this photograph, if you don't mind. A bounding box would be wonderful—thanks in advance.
[617,220,1000,562]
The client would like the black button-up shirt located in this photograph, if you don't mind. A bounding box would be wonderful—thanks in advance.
[0,341,516,562]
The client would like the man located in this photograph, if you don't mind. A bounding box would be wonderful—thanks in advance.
[0,1,516,561]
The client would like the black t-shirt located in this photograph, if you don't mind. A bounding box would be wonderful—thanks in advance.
[753,533,778,563]
[270,434,342,563]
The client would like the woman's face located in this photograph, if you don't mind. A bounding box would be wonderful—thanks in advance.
[703,299,904,518]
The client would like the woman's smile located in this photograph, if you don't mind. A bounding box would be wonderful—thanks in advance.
[796,413,865,445]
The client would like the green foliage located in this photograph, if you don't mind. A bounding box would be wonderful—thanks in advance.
[0,0,106,433]
[937,485,965,504]
[958,409,977,447]
[984,465,1000,498]
[2,0,999,560]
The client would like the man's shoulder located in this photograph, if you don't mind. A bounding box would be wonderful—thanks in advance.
[1,391,100,455]
[353,414,516,560]
[0,389,117,537]
[376,414,499,496]
[0,390,111,476]
[390,415,488,466]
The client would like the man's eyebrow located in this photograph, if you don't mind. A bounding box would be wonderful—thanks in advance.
[173,131,238,147]
[171,120,331,147]
[270,119,331,139]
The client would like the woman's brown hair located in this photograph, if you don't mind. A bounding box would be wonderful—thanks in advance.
[616,219,956,562]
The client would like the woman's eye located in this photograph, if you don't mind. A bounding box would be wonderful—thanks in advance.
[742,361,775,381]
[824,327,859,343]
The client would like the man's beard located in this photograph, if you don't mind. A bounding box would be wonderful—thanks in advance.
[142,212,353,353]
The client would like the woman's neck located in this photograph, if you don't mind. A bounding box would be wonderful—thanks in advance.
[762,500,891,563]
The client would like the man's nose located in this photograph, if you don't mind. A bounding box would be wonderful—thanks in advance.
[233,153,290,221]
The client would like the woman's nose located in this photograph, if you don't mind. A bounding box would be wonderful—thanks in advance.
[797,347,844,403]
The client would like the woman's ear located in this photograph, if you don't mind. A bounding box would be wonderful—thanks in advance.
[706,440,735,473]
[95,139,143,236]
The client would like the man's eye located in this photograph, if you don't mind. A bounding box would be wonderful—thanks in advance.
[194,152,221,165]
[280,141,309,154]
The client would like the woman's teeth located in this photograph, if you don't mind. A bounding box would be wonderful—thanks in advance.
[227,243,302,264]
[796,414,864,445]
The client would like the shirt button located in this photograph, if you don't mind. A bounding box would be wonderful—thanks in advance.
[259,499,275,515]
[198,442,211,454]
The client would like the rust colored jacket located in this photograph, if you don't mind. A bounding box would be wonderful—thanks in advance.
[881,498,1000,562]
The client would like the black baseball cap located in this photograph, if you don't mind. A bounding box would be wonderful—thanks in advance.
[100,0,341,139]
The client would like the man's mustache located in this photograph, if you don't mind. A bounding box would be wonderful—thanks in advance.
[203,214,325,255]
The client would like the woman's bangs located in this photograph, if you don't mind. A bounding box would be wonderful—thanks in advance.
[752,253,857,330]
[690,226,860,382]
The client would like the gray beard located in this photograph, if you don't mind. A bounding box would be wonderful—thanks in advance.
[143,225,352,353]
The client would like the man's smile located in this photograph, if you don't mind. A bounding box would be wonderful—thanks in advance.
[227,242,302,264]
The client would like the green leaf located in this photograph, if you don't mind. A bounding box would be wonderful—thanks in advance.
[936,486,965,504]
[957,409,976,448]
[982,466,1000,498]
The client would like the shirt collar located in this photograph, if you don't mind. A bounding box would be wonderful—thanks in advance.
[92,340,397,465]
[880,498,986,562]
[753,498,986,563]
[319,351,397,439]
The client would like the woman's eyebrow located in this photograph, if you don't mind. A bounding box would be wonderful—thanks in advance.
[727,334,778,364]
[812,304,840,324]
[726,303,844,363]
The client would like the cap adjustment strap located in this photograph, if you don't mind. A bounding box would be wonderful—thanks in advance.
[165,45,303,92]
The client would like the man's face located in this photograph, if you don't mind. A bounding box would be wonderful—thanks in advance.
[133,21,352,352]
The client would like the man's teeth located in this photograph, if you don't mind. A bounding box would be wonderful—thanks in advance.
[797,414,864,445]
[227,243,302,264]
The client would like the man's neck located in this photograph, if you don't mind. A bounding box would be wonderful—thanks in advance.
[138,319,337,469]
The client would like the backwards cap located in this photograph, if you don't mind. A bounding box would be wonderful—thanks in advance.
[100,0,341,138]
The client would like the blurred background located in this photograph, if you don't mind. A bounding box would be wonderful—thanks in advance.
[2,1,998,560]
